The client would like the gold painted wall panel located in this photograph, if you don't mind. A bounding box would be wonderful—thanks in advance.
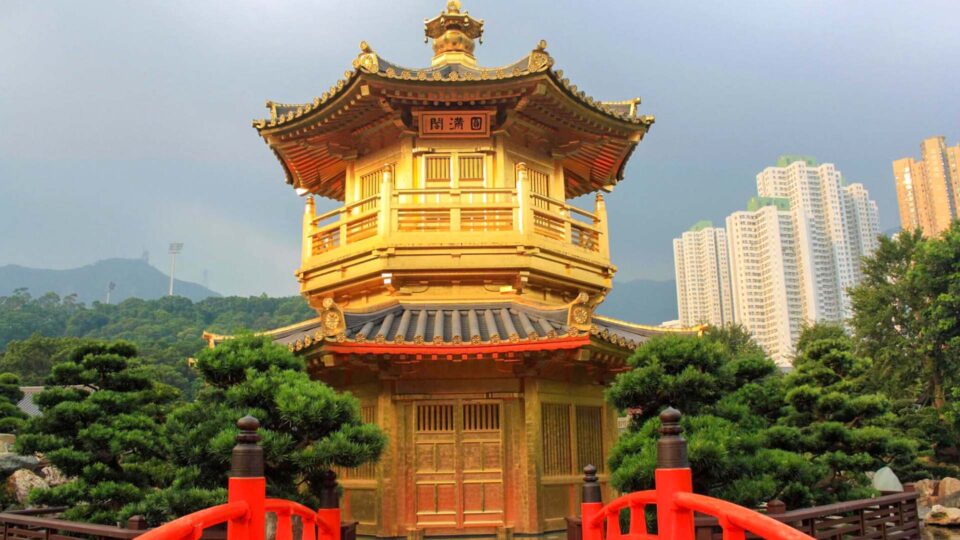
[346,488,378,525]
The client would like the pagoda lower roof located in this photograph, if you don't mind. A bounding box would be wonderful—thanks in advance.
[204,302,698,357]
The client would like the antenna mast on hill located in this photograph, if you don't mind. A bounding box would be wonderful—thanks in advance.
[106,281,116,304]
[168,243,183,296]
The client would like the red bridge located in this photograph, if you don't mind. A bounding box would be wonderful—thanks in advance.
[138,410,812,540]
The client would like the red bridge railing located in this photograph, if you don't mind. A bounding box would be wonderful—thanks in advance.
[580,408,813,540]
[137,417,341,540]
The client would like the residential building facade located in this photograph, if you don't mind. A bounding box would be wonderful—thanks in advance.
[893,136,960,237]
[726,201,802,365]
[672,157,880,366]
[673,222,734,327]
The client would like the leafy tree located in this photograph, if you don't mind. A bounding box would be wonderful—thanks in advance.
[124,334,386,525]
[15,341,179,524]
[850,226,960,408]
[0,335,93,385]
[703,324,766,358]
[0,373,27,433]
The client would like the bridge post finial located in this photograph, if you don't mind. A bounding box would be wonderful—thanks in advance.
[231,415,264,477]
[582,465,601,503]
[579,465,604,540]
[227,416,266,540]
[656,407,688,469]
[766,499,786,515]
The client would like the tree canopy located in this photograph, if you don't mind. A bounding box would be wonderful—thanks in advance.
[850,224,960,409]
[122,335,386,525]
[607,326,927,509]
[15,341,179,523]
[0,293,314,394]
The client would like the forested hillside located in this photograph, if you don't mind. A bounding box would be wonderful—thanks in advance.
[0,291,314,392]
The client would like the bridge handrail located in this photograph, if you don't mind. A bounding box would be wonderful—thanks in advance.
[673,492,812,540]
[135,502,249,540]
[586,490,657,530]
[130,417,342,540]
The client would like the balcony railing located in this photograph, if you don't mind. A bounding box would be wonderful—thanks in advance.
[301,170,610,263]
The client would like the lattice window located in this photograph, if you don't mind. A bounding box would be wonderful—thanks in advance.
[463,403,500,431]
[541,403,572,476]
[337,404,378,479]
[576,406,604,473]
[458,155,485,189]
[358,169,382,212]
[529,167,550,209]
[424,155,452,189]
[417,404,455,432]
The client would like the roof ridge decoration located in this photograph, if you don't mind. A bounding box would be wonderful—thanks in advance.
[424,0,483,67]
[252,2,654,131]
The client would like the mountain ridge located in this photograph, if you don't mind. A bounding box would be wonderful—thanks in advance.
[0,258,220,304]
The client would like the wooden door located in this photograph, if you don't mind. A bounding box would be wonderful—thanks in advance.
[460,402,504,525]
[414,403,458,526]
[414,400,504,528]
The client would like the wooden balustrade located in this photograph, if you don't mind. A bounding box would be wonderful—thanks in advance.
[692,491,921,540]
[302,182,607,257]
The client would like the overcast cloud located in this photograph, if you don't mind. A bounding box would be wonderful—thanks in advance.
[1,1,958,296]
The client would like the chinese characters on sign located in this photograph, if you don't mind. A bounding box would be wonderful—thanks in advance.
[418,111,492,138]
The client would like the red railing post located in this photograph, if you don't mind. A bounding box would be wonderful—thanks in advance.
[227,416,266,540]
[655,408,694,540]
[580,465,603,540]
[316,469,341,540]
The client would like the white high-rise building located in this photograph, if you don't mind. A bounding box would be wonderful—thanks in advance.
[843,183,882,281]
[671,156,881,367]
[756,157,857,321]
[726,199,803,365]
[673,222,734,327]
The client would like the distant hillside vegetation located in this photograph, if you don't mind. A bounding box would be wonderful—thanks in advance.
[597,279,678,325]
[0,291,315,394]
[0,258,219,304]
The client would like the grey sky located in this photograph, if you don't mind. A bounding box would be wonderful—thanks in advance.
[1,1,958,297]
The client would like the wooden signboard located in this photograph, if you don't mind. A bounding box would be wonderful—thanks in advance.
[417,111,492,138]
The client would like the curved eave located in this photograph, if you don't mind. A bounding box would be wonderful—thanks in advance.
[253,47,652,133]
[252,49,653,198]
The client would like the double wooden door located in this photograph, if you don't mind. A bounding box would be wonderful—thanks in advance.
[414,400,504,528]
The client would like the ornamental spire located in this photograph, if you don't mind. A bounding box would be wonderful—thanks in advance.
[424,1,484,67]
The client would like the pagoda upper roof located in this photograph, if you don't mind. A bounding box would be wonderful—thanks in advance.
[253,3,654,200]
[258,43,649,129]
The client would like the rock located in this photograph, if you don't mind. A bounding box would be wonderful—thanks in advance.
[40,465,68,487]
[5,469,48,505]
[0,454,40,475]
[915,478,938,507]
[872,466,903,492]
[926,505,960,527]
[916,479,938,498]
[938,477,960,499]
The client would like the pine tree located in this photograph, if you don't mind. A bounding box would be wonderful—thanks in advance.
[0,373,27,433]
[125,334,386,525]
[15,341,179,524]
[607,328,927,509]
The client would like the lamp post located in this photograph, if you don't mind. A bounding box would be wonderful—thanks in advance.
[168,243,183,296]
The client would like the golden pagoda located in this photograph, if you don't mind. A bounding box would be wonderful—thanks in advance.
[210,3,694,538]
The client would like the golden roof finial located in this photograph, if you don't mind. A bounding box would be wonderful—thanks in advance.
[424,1,483,67]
